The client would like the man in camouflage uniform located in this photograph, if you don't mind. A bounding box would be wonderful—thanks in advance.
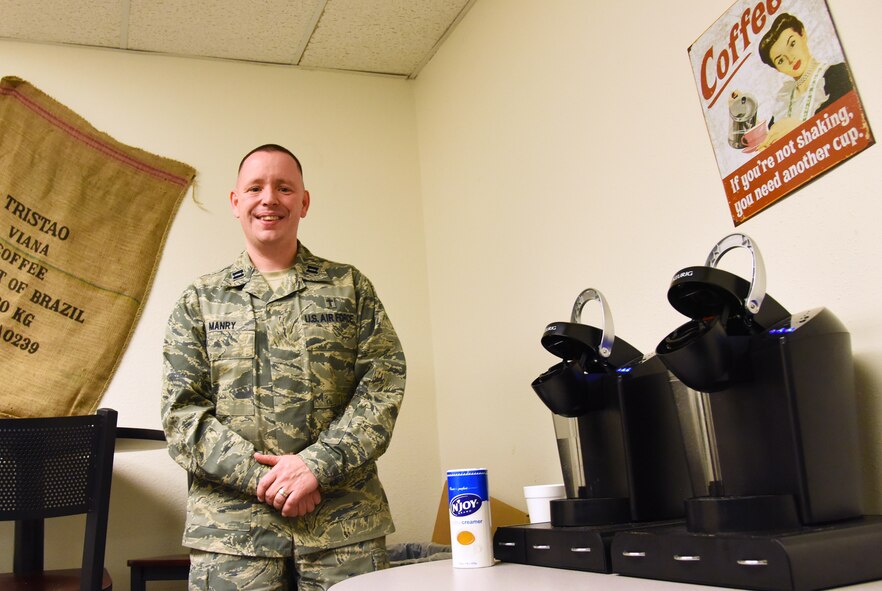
[161,144,406,590]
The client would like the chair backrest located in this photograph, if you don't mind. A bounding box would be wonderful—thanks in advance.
[0,408,117,591]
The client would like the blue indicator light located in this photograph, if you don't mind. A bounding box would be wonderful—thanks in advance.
[770,327,797,334]
[616,367,633,373]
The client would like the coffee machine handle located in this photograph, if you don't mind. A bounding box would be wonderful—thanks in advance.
[570,288,614,358]
[704,233,766,314]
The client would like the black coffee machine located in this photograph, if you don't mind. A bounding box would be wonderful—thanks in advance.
[494,288,692,573]
[612,233,882,591]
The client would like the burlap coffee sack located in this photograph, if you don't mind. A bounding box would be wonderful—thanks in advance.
[0,76,195,418]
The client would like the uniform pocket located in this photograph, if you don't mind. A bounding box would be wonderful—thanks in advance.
[301,296,358,352]
[207,328,255,360]
[187,485,253,532]
[301,297,357,411]
[207,328,256,417]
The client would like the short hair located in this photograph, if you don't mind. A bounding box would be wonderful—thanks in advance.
[759,13,806,68]
[238,144,303,177]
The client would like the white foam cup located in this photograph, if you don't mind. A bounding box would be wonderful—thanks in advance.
[523,483,566,524]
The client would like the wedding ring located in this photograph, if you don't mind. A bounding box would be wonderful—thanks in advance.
[277,487,289,499]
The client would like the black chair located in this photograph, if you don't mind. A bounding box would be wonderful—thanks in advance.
[0,408,117,591]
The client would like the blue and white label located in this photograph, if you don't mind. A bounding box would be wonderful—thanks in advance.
[446,468,493,568]
[450,493,483,517]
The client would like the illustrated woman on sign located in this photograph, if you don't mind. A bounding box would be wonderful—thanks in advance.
[756,12,853,150]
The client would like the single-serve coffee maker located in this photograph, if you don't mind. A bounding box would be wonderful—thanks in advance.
[494,289,692,572]
[612,234,882,591]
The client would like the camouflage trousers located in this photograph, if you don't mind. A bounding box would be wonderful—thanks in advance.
[188,537,389,591]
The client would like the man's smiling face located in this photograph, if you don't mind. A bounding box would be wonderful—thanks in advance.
[230,149,310,263]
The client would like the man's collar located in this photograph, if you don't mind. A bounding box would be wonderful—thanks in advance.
[292,243,331,282]
[224,242,331,287]
[225,251,256,287]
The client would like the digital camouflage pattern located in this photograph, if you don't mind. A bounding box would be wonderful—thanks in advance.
[188,550,292,591]
[188,538,388,591]
[161,243,406,557]
[296,537,389,590]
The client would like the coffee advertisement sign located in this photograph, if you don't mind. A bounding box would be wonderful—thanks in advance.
[688,0,873,225]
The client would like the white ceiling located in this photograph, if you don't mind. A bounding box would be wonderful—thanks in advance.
[0,0,476,79]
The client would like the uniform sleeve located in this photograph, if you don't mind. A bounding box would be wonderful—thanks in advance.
[297,273,406,486]
[160,286,270,495]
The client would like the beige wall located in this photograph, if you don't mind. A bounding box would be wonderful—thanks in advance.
[3,0,882,588]
[414,0,882,512]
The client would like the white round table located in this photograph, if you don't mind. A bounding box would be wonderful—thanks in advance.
[330,559,882,591]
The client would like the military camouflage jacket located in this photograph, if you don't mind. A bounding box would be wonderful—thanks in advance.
[161,244,406,557]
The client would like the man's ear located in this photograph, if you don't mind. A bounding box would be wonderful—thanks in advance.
[300,190,311,218]
[230,190,240,218]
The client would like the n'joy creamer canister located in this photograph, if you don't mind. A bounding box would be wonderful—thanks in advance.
[446,468,494,568]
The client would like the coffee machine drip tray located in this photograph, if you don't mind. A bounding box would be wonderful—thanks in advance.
[494,520,682,574]
[611,515,882,591]
[550,496,631,527]
[685,494,801,534]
